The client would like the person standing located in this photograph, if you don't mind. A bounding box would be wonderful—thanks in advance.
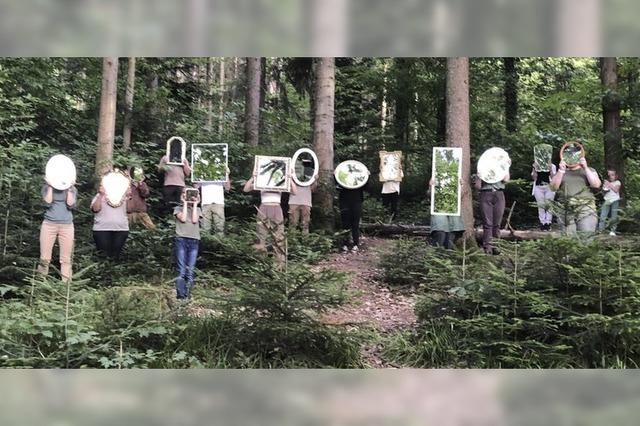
[244,174,297,264]
[380,170,403,221]
[38,181,77,282]
[288,179,317,234]
[127,168,155,230]
[338,182,365,253]
[549,157,601,235]
[429,178,465,249]
[91,179,130,258]
[174,188,202,300]
[157,155,191,210]
[200,168,231,235]
[475,165,510,255]
[531,162,557,231]
[598,169,621,236]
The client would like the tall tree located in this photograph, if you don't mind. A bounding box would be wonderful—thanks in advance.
[312,58,336,229]
[601,57,624,187]
[95,57,119,177]
[504,57,518,133]
[244,57,261,146]
[446,57,474,240]
[206,57,214,130]
[218,58,225,135]
[393,58,412,149]
[122,57,136,150]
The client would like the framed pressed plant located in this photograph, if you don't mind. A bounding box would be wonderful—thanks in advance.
[533,143,553,172]
[379,150,403,182]
[253,155,292,192]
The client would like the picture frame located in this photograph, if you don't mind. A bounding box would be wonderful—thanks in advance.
[334,160,370,189]
[191,143,229,183]
[560,141,585,167]
[101,171,131,208]
[430,147,462,216]
[533,144,553,172]
[477,147,510,184]
[291,148,319,187]
[253,155,292,192]
[166,136,187,165]
[379,150,403,182]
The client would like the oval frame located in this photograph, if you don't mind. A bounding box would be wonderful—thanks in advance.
[46,154,76,190]
[166,136,187,166]
[477,147,511,184]
[101,171,131,208]
[291,148,319,187]
[560,141,585,167]
[334,160,370,189]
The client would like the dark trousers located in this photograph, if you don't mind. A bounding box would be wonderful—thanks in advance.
[340,202,363,247]
[163,185,184,212]
[175,237,199,299]
[381,192,399,220]
[480,190,505,253]
[93,231,128,258]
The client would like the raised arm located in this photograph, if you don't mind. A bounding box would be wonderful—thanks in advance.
[90,187,105,213]
[190,201,199,224]
[549,161,566,191]
[176,198,188,223]
[579,158,601,189]
[65,186,77,208]
[43,185,54,204]
[182,158,192,176]
[243,176,255,193]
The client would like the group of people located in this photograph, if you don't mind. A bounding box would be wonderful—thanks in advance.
[37,143,624,297]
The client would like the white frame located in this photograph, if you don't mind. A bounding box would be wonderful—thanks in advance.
[379,150,403,182]
[334,160,370,189]
[166,136,187,166]
[291,148,319,187]
[45,154,76,190]
[191,143,229,183]
[533,144,553,172]
[253,155,292,192]
[477,147,510,184]
[430,147,462,217]
[102,171,131,208]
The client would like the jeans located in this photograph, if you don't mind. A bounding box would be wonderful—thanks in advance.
[340,202,363,247]
[479,191,505,253]
[599,200,620,232]
[93,231,128,258]
[175,237,199,299]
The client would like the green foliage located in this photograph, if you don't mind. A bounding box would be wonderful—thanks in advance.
[432,149,460,214]
[382,237,640,368]
[379,239,430,287]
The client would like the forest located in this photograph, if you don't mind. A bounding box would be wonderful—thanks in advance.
[1,57,640,368]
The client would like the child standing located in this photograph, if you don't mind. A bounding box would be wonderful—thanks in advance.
[174,188,202,300]
[599,169,622,236]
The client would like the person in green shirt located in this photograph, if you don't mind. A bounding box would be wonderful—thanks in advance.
[549,156,601,235]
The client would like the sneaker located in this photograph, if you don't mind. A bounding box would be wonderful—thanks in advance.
[609,231,616,236]
[351,245,359,253]
[342,245,349,253]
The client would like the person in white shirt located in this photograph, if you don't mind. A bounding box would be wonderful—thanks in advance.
[199,168,231,235]
[288,178,317,234]
[598,169,622,235]
[380,171,403,221]
[243,173,297,265]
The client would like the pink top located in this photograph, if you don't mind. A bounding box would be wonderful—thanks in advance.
[158,155,191,187]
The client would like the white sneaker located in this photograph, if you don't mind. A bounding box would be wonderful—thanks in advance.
[609,231,616,236]
[342,245,349,253]
[351,245,359,253]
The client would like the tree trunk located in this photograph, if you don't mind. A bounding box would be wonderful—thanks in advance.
[601,57,624,191]
[312,58,336,230]
[393,58,412,149]
[122,57,136,150]
[446,57,474,240]
[244,57,261,146]
[259,57,267,138]
[218,58,225,135]
[504,57,518,133]
[206,57,214,130]
[96,57,119,177]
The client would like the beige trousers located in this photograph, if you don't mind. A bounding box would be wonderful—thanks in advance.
[256,204,285,264]
[202,203,225,235]
[128,212,156,230]
[289,204,311,234]
[38,221,74,281]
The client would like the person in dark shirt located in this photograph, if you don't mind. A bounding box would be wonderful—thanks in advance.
[337,181,366,253]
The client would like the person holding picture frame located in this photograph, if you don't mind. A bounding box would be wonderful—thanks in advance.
[158,154,192,211]
[173,187,202,300]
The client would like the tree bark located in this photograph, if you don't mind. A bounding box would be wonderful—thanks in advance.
[96,57,119,177]
[122,57,136,150]
[312,58,336,230]
[504,57,518,133]
[218,58,225,135]
[446,57,474,240]
[244,57,261,146]
[601,57,624,190]
[206,57,214,130]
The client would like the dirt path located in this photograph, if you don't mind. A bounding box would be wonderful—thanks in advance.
[313,236,417,367]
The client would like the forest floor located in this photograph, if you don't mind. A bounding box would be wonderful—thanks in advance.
[315,236,417,368]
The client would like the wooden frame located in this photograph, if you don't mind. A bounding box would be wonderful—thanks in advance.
[253,155,292,192]
[560,141,585,167]
[533,144,553,172]
[166,136,187,165]
[191,143,228,183]
[430,147,462,216]
[291,148,319,187]
[334,160,370,189]
[379,150,403,182]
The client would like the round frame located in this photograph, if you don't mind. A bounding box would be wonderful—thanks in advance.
[334,160,370,189]
[291,148,319,187]
[45,154,76,190]
[477,147,511,184]
[560,141,585,167]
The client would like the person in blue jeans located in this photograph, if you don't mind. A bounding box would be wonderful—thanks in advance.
[173,188,202,300]
[598,169,622,236]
